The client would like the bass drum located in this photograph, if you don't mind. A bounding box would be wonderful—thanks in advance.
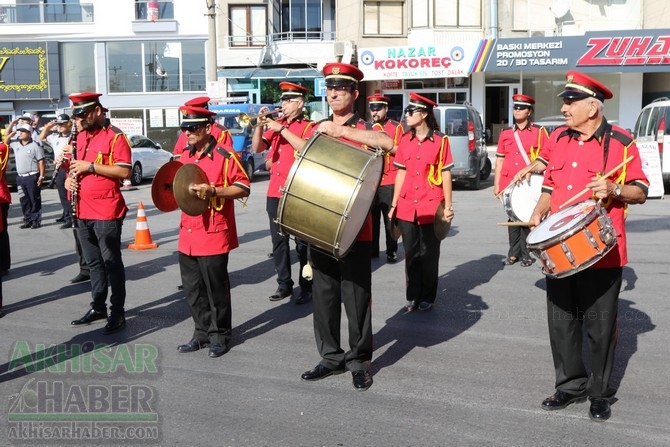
[276,133,383,258]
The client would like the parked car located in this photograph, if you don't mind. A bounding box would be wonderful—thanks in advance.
[129,135,174,185]
[433,103,491,189]
[4,143,56,190]
[632,97,670,184]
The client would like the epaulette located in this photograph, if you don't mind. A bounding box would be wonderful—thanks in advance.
[610,128,633,147]
[216,147,232,159]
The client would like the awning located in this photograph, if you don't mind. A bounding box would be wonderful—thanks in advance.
[218,67,322,80]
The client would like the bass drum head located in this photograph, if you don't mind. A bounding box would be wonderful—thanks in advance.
[502,173,543,222]
[527,199,598,247]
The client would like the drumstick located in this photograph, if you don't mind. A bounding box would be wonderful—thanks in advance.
[497,221,533,226]
[558,155,634,209]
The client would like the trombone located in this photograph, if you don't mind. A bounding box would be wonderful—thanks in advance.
[237,110,281,128]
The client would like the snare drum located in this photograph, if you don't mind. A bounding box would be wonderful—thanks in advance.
[526,200,617,279]
[502,173,543,222]
[276,133,383,258]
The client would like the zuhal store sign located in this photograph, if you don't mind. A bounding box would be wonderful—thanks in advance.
[0,42,61,100]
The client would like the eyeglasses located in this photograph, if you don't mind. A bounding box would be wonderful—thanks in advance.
[404,108,422,116]
[181,124,206,133]
[281,98,302,103]
[326,85,351,92]
[513,105,530,111]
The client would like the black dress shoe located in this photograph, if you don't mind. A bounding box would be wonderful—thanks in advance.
[589,398,611,422]
[30,222,41,229]
[541,390,587,411]
[19,222,31,229]
[177,284,184,290]
[295,289,312,305]
[269,287,292,301]
[103,314,126,334]
[177,338,209,353]
[208,343,228,358]
[387,253,398,263]
[71,309,108,326]
[70,272,91,284]
[59,222,72,229]
[352,370,373,391]
[301,364,344,381]
[56,217,65,223]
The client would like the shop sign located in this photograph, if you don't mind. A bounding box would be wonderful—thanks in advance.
[0,42,61,100]
[484,29,670,72]
[358,42,484,80]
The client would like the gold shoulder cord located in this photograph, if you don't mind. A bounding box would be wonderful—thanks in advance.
[427,136,447,188]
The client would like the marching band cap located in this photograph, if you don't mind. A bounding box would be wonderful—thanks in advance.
[558,70,613,101]
[69,92,107,116]
[279,81,308,100]
[406,92,438,110]
[16,123,33,133]
[184,96,211,109]
[179,105,216,128]
[55,113,71,124]
[323,62,364,87]
[512,94,535,108]
[367,95,390,110]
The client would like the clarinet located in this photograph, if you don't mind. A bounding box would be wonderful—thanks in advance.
[70,126,78,228]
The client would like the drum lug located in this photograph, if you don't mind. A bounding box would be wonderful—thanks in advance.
[597,215,617,246]
[560,242,576,265]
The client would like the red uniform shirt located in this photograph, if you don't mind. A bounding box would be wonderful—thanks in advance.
[305,114,383,241]
[378,118,403,187]
[496,122,549,190]
[177,138,251,256]
[173,122,233,153]
[0,142,11,207]
[263,116,313,198]
[542,121,649,268]
[74,121,132,220]
[393,128,454,224]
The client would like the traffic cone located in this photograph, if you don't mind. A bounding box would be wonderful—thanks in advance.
[128,202,158,250]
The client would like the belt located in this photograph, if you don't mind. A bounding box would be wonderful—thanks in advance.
[18,171,38,177]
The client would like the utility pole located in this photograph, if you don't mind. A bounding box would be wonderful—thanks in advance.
[206,0,217,83]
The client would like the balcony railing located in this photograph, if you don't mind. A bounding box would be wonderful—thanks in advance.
[227,31,336,47]
[0,2,94,24]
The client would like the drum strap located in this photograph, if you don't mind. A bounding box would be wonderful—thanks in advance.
[512,130,532,166]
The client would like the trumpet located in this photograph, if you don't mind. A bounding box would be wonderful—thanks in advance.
[237,110,281,128]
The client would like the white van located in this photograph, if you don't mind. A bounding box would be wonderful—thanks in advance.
[632,97,670,191]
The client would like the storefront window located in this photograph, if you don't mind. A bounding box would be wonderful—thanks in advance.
[107,40,205,93]
[61,42,96,94]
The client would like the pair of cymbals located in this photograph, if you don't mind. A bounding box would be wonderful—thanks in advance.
[389,200,450,241]
[151,161,209,216]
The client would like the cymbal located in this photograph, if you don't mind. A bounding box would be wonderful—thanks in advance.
[390,218,401,241]
[151,160,182,212]
[173,163,209,216]
[434,200,451,240]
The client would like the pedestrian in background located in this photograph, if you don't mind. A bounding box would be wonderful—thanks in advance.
[40,113,74,228]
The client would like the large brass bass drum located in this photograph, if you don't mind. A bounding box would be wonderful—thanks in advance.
[276,133,383,258]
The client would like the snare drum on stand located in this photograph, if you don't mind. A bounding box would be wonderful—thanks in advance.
[526,200,617,279]
[276,133,383,259]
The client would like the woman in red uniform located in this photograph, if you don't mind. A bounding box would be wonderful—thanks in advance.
[174,105,250,359]
[391,93,454,312]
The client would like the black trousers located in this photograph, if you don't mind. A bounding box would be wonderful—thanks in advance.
[507,221,531,260]
[310,241,372,372]
[267,197,310,292]
[546,267,622,399]
[371,184,398,257]
[179,252,232,346]
[398,219,441,304]
[0,202,10,271]
[54,169,72,223]
[17,174,41,224]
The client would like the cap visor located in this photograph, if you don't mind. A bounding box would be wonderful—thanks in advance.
[558,90,591,100]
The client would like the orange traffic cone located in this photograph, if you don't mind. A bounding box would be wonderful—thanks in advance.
[128,202,158,250]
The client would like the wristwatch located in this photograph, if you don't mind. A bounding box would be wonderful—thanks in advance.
[613,184,621,197]
[88,162,95,173]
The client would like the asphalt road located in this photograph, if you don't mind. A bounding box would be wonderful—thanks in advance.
[1,168,669,446]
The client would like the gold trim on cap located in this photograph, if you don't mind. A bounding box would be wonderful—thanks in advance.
[564,82,596,97]
[408,101,428,109]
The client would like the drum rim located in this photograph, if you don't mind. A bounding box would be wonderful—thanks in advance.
[502,173,543,222]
